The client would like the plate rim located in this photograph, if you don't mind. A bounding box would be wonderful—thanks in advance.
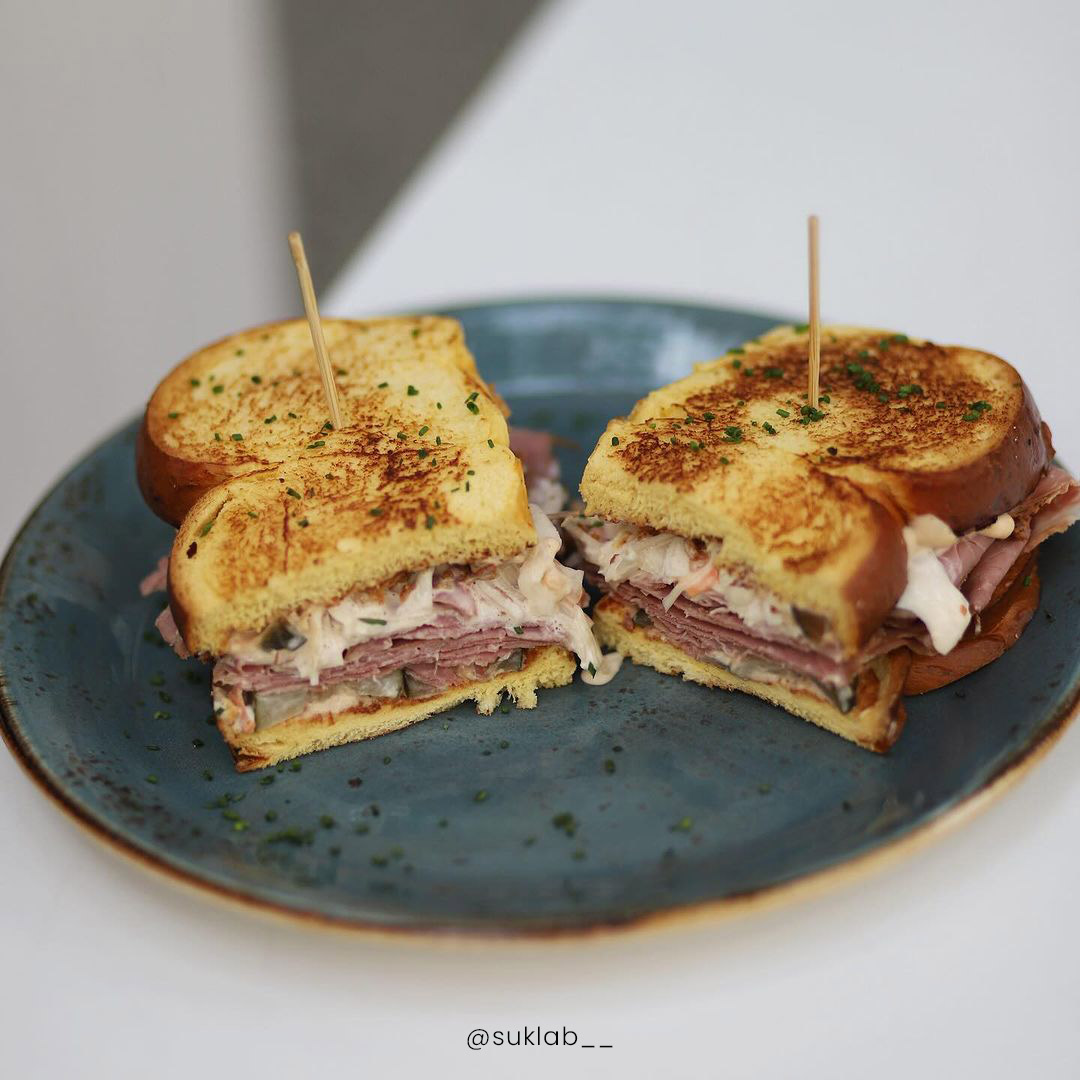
[2,296,1078,941]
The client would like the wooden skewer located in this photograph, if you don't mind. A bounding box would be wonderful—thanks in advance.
[807,214,821,409]
[288,231,344,431]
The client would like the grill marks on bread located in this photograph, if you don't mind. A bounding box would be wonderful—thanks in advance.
[138,315,509,526]
[608,325,1048,530]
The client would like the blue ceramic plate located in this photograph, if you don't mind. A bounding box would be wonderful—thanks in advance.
[1,298,1078,937]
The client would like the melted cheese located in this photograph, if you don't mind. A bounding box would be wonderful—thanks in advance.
[895,516,971,654]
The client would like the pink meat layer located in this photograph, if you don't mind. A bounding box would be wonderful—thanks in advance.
[609,581,858,687]
[216,622,562,695]
[602,465,1080,676]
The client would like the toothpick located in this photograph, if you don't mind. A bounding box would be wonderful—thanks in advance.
[288,231,344,431]
[807,214,821,409]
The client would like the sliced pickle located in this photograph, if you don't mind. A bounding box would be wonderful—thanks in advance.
[793,607,827,642]
[252,669,404,730]
[253,688,309,730]
[259,621,307,652]
[404,671,439,700]
[494,649,524,673]
[403,650,525,700]
[719,652,855,714]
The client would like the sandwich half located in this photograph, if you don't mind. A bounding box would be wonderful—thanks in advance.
[569,325,1080,751]
[139,316,612,769]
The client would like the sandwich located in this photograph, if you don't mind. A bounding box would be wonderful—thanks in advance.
[139,315,613,770]
[567,325,1080,751]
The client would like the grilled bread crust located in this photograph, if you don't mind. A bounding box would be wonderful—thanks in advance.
[220,645,575,770]
[581,325,1051,656]
[137,316,510,526]
[168,442,534,656]
[593,596,909,753]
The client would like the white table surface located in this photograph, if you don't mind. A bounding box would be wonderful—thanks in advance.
[4,2,1079,1077]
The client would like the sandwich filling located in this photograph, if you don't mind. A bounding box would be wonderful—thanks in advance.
[565,464,1080,711]
[147,507,619,735]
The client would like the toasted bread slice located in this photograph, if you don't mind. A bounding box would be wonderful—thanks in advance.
[138,316,510,525]
[581,324,1052,654]
[593,596,909,752]
[169,441,533,656]
[220,645,575,770]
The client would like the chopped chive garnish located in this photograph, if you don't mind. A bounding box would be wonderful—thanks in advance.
[288,411,298,418]
[264,414,276,424]
[762,421,777,435]
[827,446,838,455]
[611,436,620,446]
[720,456,730,465]
[776,408,790,418]
[397,431,407,440]
[213,432,221,441]
[729,346,745,355]
[370,507,383,516]
[286,487,302,499]
[306,440,325,449]
[467,469,475,475]
[250,374,261,384]
[406,384,419,396]
[377,381,388,388]
[360,617,387,625]
[763,367,784,379]
[230,432,244,441]
[897,384,924,397]
[703,411,715,421]
[247,511,258,518]
[723,426,743,443]
[513,626,523,635]
[212,384,224,395]
[297,517,309,528]
[199,519,214,537]
[793,322,809,333]
[731,359,742,370]
[425,514,436,529]
[418,448,428,459]
[418,425,429,436]
[189,377,200,387]
[487,439,494,448]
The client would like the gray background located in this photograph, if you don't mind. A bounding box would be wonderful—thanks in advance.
[282,0,538,289]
